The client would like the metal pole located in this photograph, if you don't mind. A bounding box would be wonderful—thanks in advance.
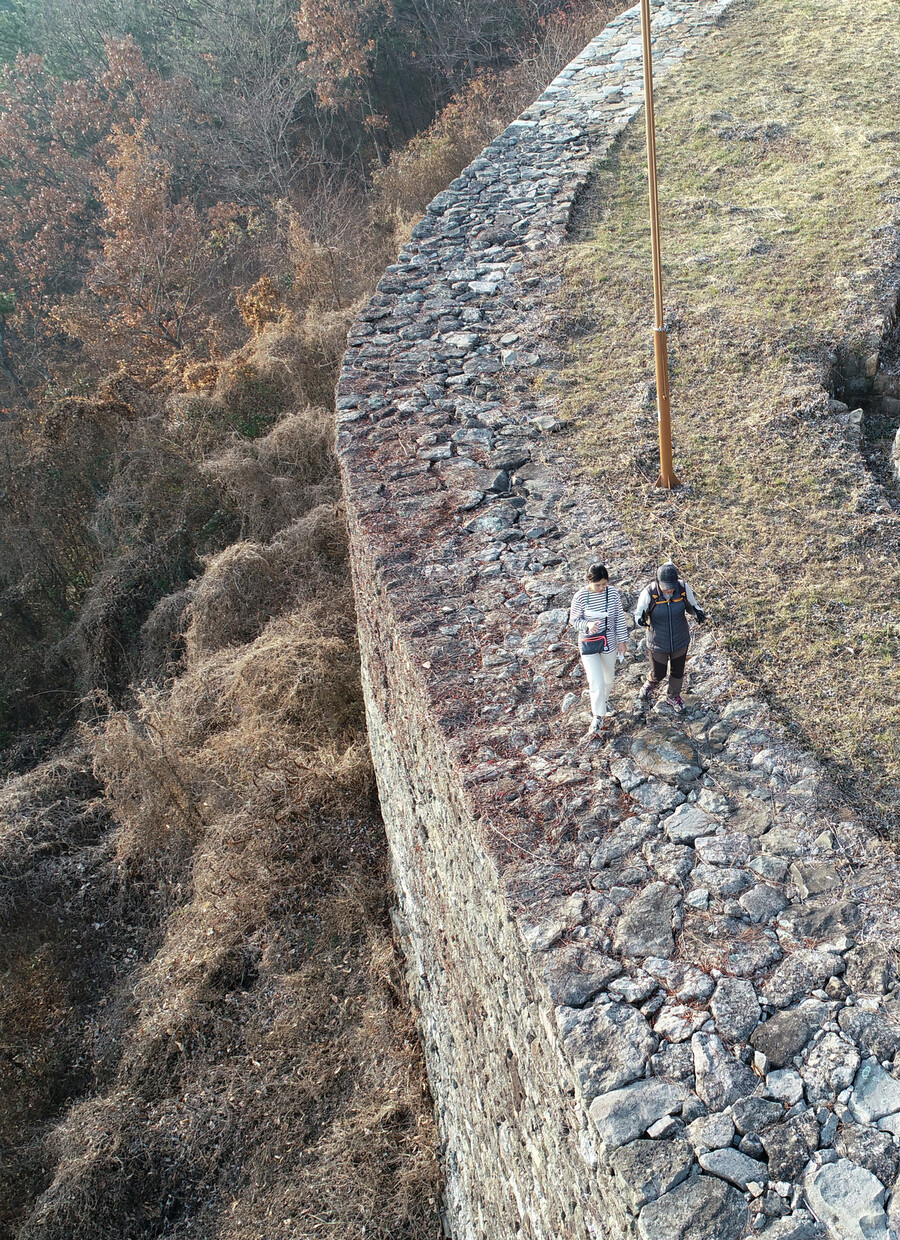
[640,0,680,489]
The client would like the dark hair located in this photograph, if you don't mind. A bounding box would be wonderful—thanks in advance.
[587,563,609,583]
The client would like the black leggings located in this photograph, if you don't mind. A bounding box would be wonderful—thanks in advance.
[649,646,688,696]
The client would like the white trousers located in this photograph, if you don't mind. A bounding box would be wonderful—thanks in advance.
[581,649,617,718]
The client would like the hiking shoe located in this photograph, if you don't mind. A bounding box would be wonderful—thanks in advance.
[639,680,659,702]
[666,694,684,713]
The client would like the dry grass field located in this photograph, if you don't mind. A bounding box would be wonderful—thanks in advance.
[558,0,900,819]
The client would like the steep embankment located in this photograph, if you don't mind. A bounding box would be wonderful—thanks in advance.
[0,344,442,1240]
[337,0,900,1237]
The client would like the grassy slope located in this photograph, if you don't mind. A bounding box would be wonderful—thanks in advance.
[560,0,900,815]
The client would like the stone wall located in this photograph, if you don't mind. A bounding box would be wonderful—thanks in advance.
[337,3,900,1238]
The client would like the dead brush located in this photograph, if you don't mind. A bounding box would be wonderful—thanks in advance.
[182,503,348,661]
[15,577,439,1240]
[200,408,340,541]
[137,584,195,683]
[0,745,107,920]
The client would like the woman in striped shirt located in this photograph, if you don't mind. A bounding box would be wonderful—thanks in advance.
[568,563,628,737]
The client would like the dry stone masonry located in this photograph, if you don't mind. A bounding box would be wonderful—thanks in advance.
[336,2,900,1237]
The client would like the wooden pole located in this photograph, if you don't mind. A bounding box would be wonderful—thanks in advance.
[640,0,680,489]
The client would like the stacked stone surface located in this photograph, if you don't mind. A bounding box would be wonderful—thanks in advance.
[336,2,900,1238]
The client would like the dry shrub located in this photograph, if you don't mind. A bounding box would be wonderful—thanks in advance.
[166,317,352,448]
[508,0,621,109]
[65,536,198,697]
[201,408,340,540]
[14,566,438,1240]
[183,361,219,390]
[137,584,196,683]
[91,705,204,870]
[282,193,387,312]
[187,605,364,748]
[0,746,106,920]
[373,74,510,227]
[237,274,287,336]
[211,354,294,439]
[372,1,620,234]
[183,503,347,661]
[296,303,359,406]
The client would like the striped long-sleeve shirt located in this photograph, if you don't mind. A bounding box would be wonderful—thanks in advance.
[568,586,629,645]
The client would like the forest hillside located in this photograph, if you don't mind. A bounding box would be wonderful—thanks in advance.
[0,0,617,1234]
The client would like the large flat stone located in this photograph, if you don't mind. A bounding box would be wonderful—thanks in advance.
[663,804,717,843]
[789,861,842,899]
[740,882,788,924]
[636,1173,749,1240]
[760,950,844,1008]
[541,945,621,1007]
[839,1007,900,1062]
[686,1112,735,1152]
[845,944,895,996]
[629,780,686,813]
[710,977,760,1043]
[803,1158,888,1240]
[698,1146,767,1189]
[646,840,696,884]
[589,1078,688,1149]
[558,1001,657,1100]
[691,864,752,896]
[761,1111,819,1182]
[766,1068,805,1106]
[761,827,802,856]
[751,1008,815,1069]
[801,1032,860,1105]
[761,1212,826,1240]
[694,832,752,866]
[591,817,659,868]
[692,1031,758,1111]
[631,727,703,787]
[610,1137,694,1213]
[779,899,861,943]
[834,1122,899,1190]
[849,1058,900,1125]
[726,930,782,977]
[614,881,680,959]
[732,1095,783,1135]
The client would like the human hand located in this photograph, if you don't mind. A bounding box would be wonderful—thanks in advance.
[617,642,627,655]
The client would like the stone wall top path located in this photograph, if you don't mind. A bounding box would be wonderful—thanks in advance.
[337,2,900,1237]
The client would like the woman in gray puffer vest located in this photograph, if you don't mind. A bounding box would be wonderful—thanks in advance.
[633,562,706,713]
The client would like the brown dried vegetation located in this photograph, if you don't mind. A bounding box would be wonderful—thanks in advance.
[0,361,442,1237]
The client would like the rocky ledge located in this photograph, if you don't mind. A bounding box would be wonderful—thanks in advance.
[336,2,900,1237]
